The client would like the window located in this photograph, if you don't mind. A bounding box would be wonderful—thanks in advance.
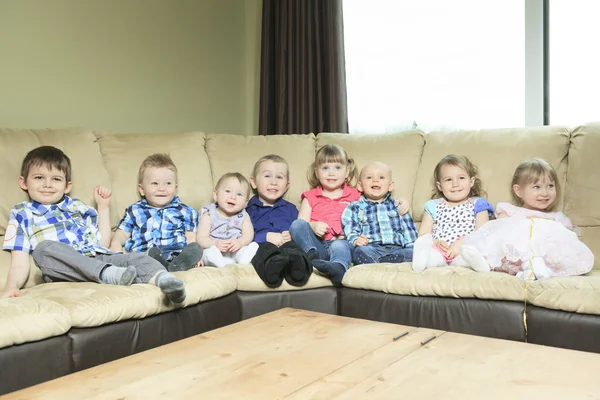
[549,0,600,126]
[343,1,526,133]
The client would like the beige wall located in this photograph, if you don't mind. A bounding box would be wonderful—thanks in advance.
[0,0,261,134]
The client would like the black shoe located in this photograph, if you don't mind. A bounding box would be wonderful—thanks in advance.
[169,243,204,272]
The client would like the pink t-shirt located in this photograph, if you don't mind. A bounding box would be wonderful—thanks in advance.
[301,184,361,240]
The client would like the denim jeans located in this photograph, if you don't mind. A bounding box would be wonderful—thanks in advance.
[353,244,413,265]
[289,219,354,269]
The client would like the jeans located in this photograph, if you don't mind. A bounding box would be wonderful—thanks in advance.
[353,244,413,265]
[289,219,354,269]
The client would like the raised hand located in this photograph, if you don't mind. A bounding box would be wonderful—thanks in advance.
[94,185,112,208]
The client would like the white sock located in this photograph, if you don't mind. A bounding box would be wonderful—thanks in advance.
[531,257,551,280]
[426,248,447,268]
[235,242,259,264]
[461,245,490,273]
[202,246,227,268]
[412,234,433,272]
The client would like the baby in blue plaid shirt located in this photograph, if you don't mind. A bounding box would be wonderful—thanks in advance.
[342,162,418,265]
[2,146,186,303]
[110,154,203,272]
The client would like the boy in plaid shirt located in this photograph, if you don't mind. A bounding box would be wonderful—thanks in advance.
[1,146,186,303]
[342,162,417,265]
[110,154,202,272]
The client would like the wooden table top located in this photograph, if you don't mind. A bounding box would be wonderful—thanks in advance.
[4,308,600,399]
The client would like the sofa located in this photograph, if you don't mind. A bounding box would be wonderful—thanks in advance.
[1,124,599,395]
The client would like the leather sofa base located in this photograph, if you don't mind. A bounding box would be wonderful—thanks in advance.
[236,288,339,320]
[340,288,527,342]
[0,335,71,396]
[69,292,240,372]
[526,305,600,353]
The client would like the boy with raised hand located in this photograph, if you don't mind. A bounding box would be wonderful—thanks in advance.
[342,162,418,265]
[1,146,186,304]
[110,153,202,272]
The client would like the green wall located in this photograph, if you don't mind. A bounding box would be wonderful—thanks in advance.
[0,0,261,134]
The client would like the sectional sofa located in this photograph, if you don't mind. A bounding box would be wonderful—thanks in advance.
[1,125,599,395]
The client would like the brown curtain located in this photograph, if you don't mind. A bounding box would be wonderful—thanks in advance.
[259,0,348,136]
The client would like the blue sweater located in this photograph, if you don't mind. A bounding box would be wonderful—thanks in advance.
[245,195,299,243]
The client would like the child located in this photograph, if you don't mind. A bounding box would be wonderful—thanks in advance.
[412,154,494,273]
[342,162,418,265]
[462,158,594,279]
[1,146,186,304]
[197,172,259,268]
[109,154,202,272]
[246,154,312,287]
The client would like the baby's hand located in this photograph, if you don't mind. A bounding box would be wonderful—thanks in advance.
[446,241,463,258]
[228,239,243,253]
[94,185,112,208]
[267,232,284,247]
[354,235,369,247]
[434,240,449,253]
[194,260,204,268]
[281,231,292,243]
[395,197,411,215]
[1,288,22,298]
[216,240,230,252]
[310,222,329,238]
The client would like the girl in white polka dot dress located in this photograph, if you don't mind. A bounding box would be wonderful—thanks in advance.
[412,155,494,272]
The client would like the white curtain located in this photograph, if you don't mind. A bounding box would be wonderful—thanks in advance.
[343,0,525,134]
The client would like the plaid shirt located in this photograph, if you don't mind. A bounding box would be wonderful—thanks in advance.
[342,194,418,247]
[3,196,111,256]
[118,196,198,254]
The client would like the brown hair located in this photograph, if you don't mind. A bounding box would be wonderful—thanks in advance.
[138,153,178,184]
[251,154,290,178]
[21,146,72,182]
[511,158,560,211]
[215,172,251,198]
[432,154,486,199]
[307,144,358,188]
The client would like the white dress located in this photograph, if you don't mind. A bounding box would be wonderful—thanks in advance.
[464,203,594,277]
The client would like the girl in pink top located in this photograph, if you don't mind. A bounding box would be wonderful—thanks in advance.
[462,158,594,279]
[290,144,360,285]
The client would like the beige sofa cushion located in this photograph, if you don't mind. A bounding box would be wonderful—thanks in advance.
[412,126,570,221]
[565,123,600,227]
[0,128,111,235]
[527,271,600,315]
[96,131,213,227]
[234,264,334,291]
[0,297,71,349]
[205,133,317,207]
[23,267,237,328]
[317,131,424,206]
[342,263,527,302]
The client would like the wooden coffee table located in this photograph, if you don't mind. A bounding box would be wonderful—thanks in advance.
[4,308,600,399]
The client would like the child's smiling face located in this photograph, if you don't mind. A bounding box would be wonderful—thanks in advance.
[250,161,290,206]
[357,162,394,202]
[138,167,178,208]
[19,164,72,205]
[514,174,557,211]
[213,177,249,217]
[436,164,474,205]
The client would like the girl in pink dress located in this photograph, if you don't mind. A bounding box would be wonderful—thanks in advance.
[461,158,594,279]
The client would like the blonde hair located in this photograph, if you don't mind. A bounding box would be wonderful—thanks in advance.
[511,158,560,211]
[251,154,289,178]
[138,153,177,184]
[307,144,358,188]
[215,172,251,198]
[432,154,486,199]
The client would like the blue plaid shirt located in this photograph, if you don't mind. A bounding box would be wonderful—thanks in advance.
[117,196,198,254]
[342,194,418,247]
[3,196,111,256]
